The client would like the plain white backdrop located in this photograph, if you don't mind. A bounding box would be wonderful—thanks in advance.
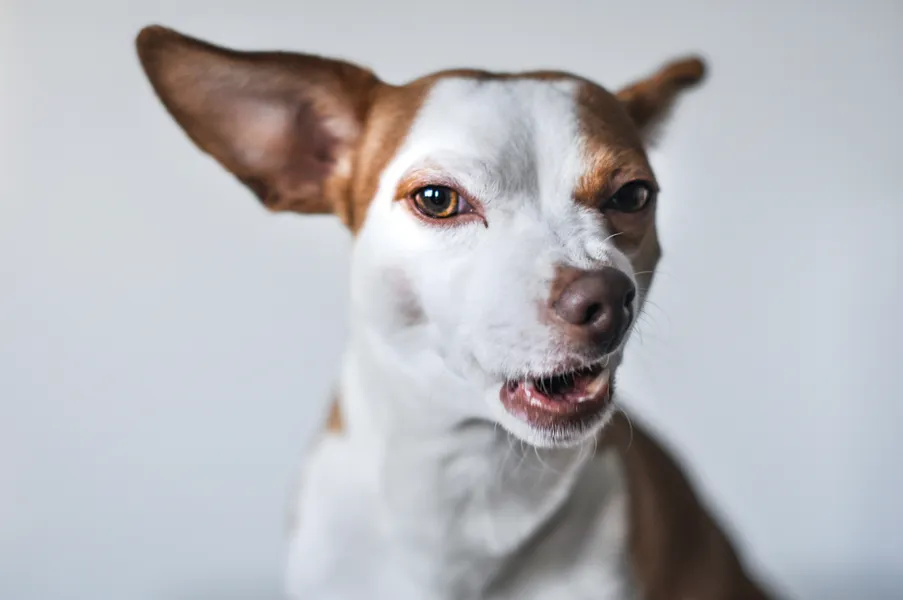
[2,1,901,599]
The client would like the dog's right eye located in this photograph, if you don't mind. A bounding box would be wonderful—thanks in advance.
[601,181,656,213]
[412,185,470,219]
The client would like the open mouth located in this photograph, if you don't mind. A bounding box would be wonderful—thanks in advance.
[499,362,612,428]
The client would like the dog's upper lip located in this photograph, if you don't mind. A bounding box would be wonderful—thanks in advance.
[502,357,610,383]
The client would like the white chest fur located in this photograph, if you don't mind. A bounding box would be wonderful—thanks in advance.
[285,419,637,600]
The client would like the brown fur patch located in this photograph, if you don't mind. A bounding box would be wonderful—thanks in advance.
[574,81,660,272]
[574,81,655,204]
[616,56,707,142]
[136,26,380,219]
[601,413,775,599]
[325,395,344,434]
[347,81,432,231]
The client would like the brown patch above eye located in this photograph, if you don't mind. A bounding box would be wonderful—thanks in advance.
[347,81,433,231]
[573,80,657,209]
[574,160,656,213]
[572,82,659,259]
[575,161,624,210]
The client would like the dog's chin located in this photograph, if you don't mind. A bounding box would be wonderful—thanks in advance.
[493,362,616,448]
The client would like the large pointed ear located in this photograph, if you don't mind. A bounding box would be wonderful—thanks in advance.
[135,25,381,222]
[616,56,707,145]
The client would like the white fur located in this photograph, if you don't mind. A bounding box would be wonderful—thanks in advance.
[286,78,642,599]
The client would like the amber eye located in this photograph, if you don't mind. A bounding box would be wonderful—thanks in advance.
[602,181,655,213]
[412,185,463,219]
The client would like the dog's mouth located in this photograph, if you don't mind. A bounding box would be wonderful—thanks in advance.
[499,362,612,428]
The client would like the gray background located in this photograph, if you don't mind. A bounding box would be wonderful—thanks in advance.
[2,1,901,599]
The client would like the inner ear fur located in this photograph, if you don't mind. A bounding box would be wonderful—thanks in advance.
[135,25,381,222]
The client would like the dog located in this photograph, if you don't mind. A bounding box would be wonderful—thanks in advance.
[136,25,779,600]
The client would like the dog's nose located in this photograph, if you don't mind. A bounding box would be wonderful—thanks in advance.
[551,267,636,351]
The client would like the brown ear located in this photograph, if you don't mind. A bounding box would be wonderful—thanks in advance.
[135,25,380,221]
[616,56,707,145]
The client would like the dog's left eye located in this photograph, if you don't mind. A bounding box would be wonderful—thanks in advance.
[601,181,655,213]
[411,185,471,219]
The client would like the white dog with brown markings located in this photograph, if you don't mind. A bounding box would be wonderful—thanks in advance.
[136,25,782,600]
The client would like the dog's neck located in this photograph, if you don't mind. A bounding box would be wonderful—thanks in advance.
[339,318,600,595]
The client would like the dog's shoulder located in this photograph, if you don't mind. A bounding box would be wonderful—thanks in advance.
[601,412,776,600]
[284,418,388,599]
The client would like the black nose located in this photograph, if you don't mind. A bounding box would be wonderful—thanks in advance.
[551,267,636,351]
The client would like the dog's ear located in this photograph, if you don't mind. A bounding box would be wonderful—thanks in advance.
[616,56,706,145]
[135,25,380,221]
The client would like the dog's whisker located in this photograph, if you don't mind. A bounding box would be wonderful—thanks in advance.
[640,299,671,326]
[496,432,518,485]
[614,403,635,451]
[601,231,625,245]
[512,438,529,475]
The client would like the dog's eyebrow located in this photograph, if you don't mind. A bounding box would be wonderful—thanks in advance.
[391,161,499,209]
[573,155,656,209]
[393,168,466,200]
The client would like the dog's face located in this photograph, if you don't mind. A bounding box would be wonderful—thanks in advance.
[137,26,705,447]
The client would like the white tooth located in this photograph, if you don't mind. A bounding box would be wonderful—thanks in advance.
[582,369,611,399]
[523,380,544,407]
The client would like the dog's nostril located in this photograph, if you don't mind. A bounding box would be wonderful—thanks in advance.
[583,302,604,325]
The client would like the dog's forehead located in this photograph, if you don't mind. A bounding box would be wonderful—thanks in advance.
[354,73,649,216]
[404,77,586,202]
[413,76,580,138]
[415,74,644,165]
[405,71,642,136]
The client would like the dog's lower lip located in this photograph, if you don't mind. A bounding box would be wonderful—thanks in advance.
[499,364,611,426]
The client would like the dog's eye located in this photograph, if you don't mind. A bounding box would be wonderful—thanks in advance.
[412,185,467,219]
[602,181,655,213]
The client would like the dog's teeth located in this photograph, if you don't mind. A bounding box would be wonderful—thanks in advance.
[583,369,611,398]
[524,381,545,407]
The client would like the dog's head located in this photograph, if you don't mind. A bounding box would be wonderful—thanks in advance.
[137,26,705,447]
